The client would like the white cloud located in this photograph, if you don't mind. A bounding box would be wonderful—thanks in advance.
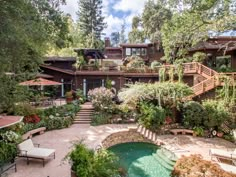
[103,15,124,37]
[113,0,147,13]
[61,0,148,39]
[60,0,78,21]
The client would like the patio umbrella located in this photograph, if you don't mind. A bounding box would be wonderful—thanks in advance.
[19,78,62,86]
[0,116,23,129]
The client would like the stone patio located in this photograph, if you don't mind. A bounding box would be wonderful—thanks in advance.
[6,124,236,177]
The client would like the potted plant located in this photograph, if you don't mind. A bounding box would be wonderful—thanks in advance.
[65,91,73,103]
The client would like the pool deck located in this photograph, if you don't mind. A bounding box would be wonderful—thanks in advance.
[7,124,236,177]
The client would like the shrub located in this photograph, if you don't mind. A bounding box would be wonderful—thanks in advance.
[22,120,46,134]
[13,103,37,116]
[138,102,166,131]
[45,115,73,130]
[151,61,162,70]
[172,154,236,177]
[0,142,17,166]
[202,100,230,129]
[0,130,21,143]
[118,82,193,109]
[68,142,119,177]
[91,112,112,126]
[182,101,206,128]
[88,87,114,111]
[24,114,41,124]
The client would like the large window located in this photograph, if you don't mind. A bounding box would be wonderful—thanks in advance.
[125,47,147,56]
[126,48,131,56]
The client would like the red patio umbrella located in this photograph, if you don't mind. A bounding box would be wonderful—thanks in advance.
[0,116,23,129]
[19,78,62,86]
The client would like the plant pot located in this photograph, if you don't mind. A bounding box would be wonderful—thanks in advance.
[217,132,224,137]
[66,97,73,103]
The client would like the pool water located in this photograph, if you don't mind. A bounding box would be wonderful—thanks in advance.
[108,142,174,177]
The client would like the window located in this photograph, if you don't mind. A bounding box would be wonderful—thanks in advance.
[132,48,137,55]
[126,48,131,56]
[136,48,141,56]
[141,48,147,56]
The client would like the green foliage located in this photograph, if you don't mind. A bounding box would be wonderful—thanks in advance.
[74,55,86,70]
[202,100,230,129]
[45,115,73,130]
[21,121,46,134]
[118,82,193,109]
[182,101,206,128]
[138,102,166,130]
[0,142,17,166]
[193,126,204,137]
[126,55,145,68]
[68,141,119,177]
[161,1,236,63]
[192,52,207,63]
[77,0,107,47]
[91,112,112,126]
[76,89,86,103]
[0,131,21,143]
[0,0,69,113]
[128,16,145,43]
[159,68,166,82]
[151,61,162,70]
[142,0,172,42]
[13,103,37,116]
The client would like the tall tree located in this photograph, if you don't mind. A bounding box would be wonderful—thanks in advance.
[142,0,172,42]
[128,16,145,43]
[0,0,69,112]
[161,0,236,63]
[110,32,120,47]
[77,0,107,39]
[120,20,127,44]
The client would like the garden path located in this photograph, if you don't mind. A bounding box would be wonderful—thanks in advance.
[7,124,236,177]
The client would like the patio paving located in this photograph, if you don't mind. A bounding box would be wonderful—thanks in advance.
[6,124,236,177]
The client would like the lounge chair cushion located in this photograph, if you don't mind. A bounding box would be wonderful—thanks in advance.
[18,139,55,158]
[17,139,34,153]
[210,148,236,159]
[26,148,55,159]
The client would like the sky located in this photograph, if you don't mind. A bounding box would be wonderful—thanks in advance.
[60,0,148,38]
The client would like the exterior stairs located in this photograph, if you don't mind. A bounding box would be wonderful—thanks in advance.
[163,62,236,98]
[73,102,94,124]
[137,125,164,145]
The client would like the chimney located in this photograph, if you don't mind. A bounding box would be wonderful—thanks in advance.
[104,37,111,48]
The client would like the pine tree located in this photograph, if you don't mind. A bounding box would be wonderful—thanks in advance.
[120,20,126,44]
[77,0,107,39]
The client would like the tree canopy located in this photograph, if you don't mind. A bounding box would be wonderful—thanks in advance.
[0,0,69,112]
[77,0,107,48]
[129,0,236,63]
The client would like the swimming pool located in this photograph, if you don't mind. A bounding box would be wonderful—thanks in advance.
[108,142,175,177]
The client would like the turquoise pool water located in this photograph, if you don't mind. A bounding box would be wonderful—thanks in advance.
[108,142,174,177]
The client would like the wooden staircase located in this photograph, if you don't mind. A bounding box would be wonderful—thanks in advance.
[160,62,236,98]
[73,102,94,124]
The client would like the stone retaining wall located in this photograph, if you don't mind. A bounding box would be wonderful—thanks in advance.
[102,129,152,149]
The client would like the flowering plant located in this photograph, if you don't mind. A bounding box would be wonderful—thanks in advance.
[24,114,40,124]
[1,130,21,143]
[88,87,114,111]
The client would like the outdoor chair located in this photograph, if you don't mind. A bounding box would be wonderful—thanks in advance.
[17,139,55,167]
[209,148,236,165]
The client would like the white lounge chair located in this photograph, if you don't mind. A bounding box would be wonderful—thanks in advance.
[218,163,236,174]
[209,148,236,164]
[17,139,55,167]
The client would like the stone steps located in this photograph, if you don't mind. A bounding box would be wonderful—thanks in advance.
[73,102,94,124]
[136,125,164,145]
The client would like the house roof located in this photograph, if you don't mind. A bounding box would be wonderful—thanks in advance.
[120,43,153,47]
[44,57,76,62]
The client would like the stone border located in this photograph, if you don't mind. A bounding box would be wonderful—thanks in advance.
[102,129,153,149]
